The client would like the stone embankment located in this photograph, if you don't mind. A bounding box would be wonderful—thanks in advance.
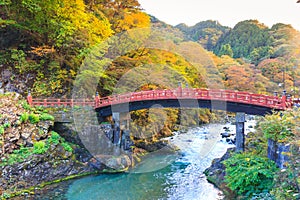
[0,93,97,198]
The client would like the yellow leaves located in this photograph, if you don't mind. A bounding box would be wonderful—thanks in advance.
[53,0,112,46]
[117,11,150,32]
[245,157,250,162]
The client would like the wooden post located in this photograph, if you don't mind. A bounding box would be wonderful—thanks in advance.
[27,91,32,106]
[281,90,287,109]
[178,82,182,97]
[236,112,245,152]
[95,92,100,108]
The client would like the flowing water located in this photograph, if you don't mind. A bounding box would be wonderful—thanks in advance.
[39,122,252,200]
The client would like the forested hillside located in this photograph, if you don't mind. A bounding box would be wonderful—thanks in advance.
[0,0,149,96]
[176,20,230,51]
[175,19,300,95]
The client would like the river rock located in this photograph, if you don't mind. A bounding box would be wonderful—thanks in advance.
[92,154,132,171]
[1,69,11,83]
[21,127,33,140]
[204,148,236,199]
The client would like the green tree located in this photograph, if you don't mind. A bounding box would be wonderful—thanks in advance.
[213,20,273,61]
[219,44,233,57]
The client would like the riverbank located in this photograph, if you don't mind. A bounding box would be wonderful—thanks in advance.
[204,113,300,200]
[204,148,236,199]
[0,93,100,199]
[203,117,258,199]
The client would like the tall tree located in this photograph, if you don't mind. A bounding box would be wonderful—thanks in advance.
[219,44,233,57]
[85,0,150,32]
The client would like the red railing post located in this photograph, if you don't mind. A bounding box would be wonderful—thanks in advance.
[95,92,100,108]
[27,91,32,106]
[178,82,182,97]
[281,91,287,109]
[43,99,47,107]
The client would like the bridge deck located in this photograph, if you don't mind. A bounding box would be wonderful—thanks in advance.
[27,88,292,111]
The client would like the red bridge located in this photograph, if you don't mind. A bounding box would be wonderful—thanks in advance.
[27,88,293,116]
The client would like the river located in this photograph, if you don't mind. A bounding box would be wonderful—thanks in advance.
[38,121,258,200]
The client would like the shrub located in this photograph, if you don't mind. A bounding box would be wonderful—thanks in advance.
[33,141,47,154]
[20,112,29,123]
[48,131,60,145]
[61,142,73,152]
[22,102,31,110]
[29,113,40,123]
[0,146,33,166]
[223,152,278,198]
[40,113,54,121]
[0,126,4,135]
[259,112,294,142]
[3,122,10,128]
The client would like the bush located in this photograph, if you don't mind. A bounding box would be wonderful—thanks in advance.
[3,122,10,128]
[259,112,294,142]
[223,152,278,198]
[29,113,40,123]
[40,113,54,121]
[20,112,29,123]
[0,146,33,166]
[33,141,47,154]
[48,131,60,145]
[61,142,73,152]
[0,126,4,135]
[22,102,31,110]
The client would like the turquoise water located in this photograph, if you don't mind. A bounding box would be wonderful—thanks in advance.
[46,124,234,200]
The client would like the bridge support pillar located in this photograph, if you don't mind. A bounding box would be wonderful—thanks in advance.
[112,112,121,145]
[235,112,245,152]
[112,112,133,151]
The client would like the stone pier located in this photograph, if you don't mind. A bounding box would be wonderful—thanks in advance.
[112,112,133,151]
[235,112,245,152]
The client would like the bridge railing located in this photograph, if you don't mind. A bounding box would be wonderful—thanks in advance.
[95,88,286,109]
[28,88,292,110]
[28,98,95,107]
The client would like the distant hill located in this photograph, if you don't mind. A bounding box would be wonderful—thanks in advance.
[171,19,300,65]
[213,20,273,62]
[175,20,230,51]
